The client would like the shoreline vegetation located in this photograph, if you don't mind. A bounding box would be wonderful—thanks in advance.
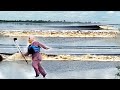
[0,20,100,23]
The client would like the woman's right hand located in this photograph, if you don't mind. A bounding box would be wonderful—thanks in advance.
[46,47,50,50]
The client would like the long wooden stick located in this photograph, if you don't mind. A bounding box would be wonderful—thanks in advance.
[14,39,28,64]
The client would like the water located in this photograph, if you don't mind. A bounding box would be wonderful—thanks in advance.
[1,36,120,55]
[1,22,120,79]
[0,22,120,55]
[0,60,120,79]
[109,24,120,30]
[0,22,119,31]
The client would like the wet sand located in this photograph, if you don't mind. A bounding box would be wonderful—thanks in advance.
[0,60,120,79]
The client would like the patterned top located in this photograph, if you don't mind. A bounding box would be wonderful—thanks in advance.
[25,41,48,61]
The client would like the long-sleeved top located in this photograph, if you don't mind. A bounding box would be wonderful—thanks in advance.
[24,41,48,61]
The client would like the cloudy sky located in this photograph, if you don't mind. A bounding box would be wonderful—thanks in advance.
[0,11,120,24]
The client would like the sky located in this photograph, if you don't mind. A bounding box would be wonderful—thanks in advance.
[0,11,120,24]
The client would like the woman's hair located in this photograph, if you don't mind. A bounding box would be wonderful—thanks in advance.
[29,35,35,41]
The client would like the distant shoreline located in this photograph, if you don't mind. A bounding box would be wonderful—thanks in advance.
[0,20,100,24]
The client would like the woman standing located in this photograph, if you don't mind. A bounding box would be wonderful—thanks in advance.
[24,35,49,78]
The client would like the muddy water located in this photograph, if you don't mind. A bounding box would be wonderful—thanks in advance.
[1,36,120,55]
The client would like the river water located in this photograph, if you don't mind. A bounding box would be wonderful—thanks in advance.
[0,60,120,79]
[0,22,120,55]
[0,22,119,31]
[1,22,120,79]
[1,35,120,55]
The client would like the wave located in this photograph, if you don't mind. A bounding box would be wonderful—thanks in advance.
[52,46,120,49]
[3,53,120,61]
[47,25,101,30]
[0,44,26,46]
[0,23,117,31]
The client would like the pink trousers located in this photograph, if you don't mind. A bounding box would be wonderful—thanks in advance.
[32,60,46,76]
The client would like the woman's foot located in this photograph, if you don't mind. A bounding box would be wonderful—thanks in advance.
[43,73,47,78]
[35,74,39,77]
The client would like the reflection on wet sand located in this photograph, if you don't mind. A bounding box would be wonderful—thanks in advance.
[0,60,119,79]
[115,66,120,79]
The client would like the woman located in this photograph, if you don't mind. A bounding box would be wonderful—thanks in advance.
[24,35,49,78]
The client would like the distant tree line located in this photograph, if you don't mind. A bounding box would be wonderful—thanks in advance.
[0,20,100,24]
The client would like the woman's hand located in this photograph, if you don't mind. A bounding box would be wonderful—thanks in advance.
[46,47,50,50]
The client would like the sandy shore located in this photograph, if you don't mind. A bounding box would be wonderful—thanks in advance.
[1,53,120,61]
[0,30,120,37]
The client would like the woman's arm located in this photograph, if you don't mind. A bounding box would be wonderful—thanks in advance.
[38,42,49,50]
[24,52,29,56]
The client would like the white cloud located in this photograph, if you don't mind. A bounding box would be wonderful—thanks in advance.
[107,11,114,14]
[0,11,120,23]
